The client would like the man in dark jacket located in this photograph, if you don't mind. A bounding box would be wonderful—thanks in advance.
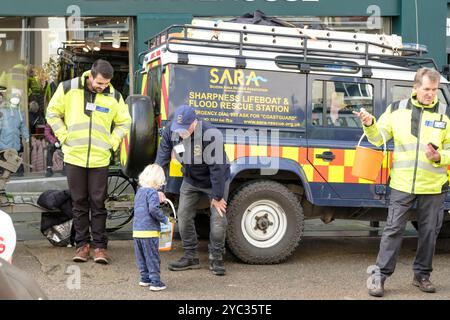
[155,105,230,276]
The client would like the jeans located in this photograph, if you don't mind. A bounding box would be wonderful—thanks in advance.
[177,179,230,260]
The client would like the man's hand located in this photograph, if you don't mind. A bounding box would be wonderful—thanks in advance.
[211,198,227,217]
[353,108,374,126]
[425,143,441,163]
[158,191,167,204]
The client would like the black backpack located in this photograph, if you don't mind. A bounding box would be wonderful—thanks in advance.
[38,190,75,247]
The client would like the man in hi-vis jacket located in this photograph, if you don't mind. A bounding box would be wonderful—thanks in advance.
[46,59,131,265]
[354,67,450,297]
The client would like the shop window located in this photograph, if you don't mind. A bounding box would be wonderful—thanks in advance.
[0,16,132,177]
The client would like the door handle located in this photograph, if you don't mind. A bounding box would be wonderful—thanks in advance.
[316,151,335,161]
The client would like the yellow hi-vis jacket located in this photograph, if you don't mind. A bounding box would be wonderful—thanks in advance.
[46,71,131,168]
[364,92,450,194]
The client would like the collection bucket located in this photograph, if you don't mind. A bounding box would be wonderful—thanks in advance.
[159,199,177,252]
[352,131,386,182]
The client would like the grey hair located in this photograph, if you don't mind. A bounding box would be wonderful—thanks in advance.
[414,67,441,87]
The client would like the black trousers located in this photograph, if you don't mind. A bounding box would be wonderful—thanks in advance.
[66,163,109,249]
[376,188,445,279]
[46,144,56,167]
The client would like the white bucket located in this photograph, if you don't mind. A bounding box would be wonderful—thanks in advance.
[159,199,177,252]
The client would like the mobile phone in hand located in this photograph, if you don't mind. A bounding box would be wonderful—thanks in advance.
[429,142,439,151]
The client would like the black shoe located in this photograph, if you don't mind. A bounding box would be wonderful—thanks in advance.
[412,275,436,293]
[209,259,226,276]
[45,168,53,177]
[168,257,200,271]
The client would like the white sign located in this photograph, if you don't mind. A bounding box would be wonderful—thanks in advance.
[0,210,16,263]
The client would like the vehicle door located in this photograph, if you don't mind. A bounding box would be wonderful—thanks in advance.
[306,74,386,205]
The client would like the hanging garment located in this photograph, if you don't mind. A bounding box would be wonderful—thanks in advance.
[31,137,45,172]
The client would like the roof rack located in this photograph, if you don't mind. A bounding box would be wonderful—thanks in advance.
[145,20,437,74]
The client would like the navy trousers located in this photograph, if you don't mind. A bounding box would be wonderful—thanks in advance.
[134,238,161,283]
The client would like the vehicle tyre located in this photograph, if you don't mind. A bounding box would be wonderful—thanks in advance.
[120,95,157,179]
[105,170,137,233]
[226,180,304,264]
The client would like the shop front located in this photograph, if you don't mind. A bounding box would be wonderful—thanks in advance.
[0,16,132,176]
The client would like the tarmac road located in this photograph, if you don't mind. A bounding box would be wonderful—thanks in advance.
[9,176,450,301]
[11,220,450,300]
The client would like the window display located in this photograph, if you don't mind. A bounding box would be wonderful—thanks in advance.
[0,16,131,177]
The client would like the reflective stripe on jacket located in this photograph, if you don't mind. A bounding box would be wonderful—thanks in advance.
[46,71,131,168]
[364,92,450,194]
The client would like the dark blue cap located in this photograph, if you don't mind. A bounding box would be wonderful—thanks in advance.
[170,105,197,132]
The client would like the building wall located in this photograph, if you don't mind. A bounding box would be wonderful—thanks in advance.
[1,0,447,74]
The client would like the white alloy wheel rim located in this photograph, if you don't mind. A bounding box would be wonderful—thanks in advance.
[241,199,287,248]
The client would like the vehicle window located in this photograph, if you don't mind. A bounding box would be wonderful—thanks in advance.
[390,85,447,106]
[311,80,374,128]
[146,65,162,115]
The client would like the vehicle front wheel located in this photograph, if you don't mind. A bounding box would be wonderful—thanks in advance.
[226,180,304,264]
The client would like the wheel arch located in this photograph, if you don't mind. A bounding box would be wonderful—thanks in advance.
[228,156,314,203]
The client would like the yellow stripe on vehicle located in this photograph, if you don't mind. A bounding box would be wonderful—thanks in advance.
[141,73,148,95]
[224,144,235,161]
[165,144,399,185]
[160,66,170,121]
[169,158,183,177]
[281,147,299,162]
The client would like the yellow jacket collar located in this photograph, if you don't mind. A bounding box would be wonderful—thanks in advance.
[410,91,438,109]
[81,70,91,86]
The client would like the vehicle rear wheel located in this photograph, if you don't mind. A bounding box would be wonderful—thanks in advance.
[226,180,304,264]
[120,95,157,179]
[105,170,137,233]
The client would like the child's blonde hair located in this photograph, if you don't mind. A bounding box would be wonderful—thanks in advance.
[138,164,166,189]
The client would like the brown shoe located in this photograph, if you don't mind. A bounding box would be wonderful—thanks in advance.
[73,244,90,262]
[94,248,109,264]
[412,276,436,293]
